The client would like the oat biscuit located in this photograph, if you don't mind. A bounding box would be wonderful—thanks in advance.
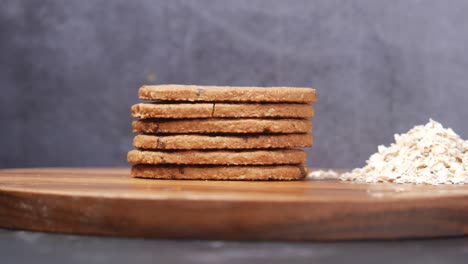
[131,103,314,119]
[131,164,308,180]
[139,85,317,103]
[131,103,213,119]
[133,134,313,150]
[132,119,312,134]
[127,149,306,165]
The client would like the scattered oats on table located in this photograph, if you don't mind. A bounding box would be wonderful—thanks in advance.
[308,169,340,180]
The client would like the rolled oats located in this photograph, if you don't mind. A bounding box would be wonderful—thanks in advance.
[341,119,468,185]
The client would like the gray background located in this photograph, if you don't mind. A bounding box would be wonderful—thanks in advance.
[2,0,468,169]
[1,2,468,262]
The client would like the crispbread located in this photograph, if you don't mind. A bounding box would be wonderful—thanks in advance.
[127,149,306,165]
[139,85,317,103]
[132,118,312,134]
[131,164,308,180]
[131,103,314,119]
[133,134,312,150]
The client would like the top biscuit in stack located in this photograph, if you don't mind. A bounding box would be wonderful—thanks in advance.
[128,85,316,180]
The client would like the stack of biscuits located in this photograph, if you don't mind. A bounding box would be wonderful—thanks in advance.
[128,85,316,180]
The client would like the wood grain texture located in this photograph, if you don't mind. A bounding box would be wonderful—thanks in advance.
[0,168,467,241]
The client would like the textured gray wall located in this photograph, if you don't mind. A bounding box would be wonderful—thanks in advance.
[1,0,468,169]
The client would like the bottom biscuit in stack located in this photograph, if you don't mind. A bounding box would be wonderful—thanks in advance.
[128,149,308,180]
[131,164,308,181]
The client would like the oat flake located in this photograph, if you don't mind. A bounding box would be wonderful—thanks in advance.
[340,119,468,185]
[308,169,340,180]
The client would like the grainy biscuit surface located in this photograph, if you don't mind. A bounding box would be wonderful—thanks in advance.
[131,103,314,119]
[132,119,312,134]
[127,149,306,165]
[133,134,313,150]
[131,164,308,180]
[131,103,213,119]
[139,85,317,103]
[130,84,316,181]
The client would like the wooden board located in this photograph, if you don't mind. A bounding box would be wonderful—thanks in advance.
[0,168,467,241]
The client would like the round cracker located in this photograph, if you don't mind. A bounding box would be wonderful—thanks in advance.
[139,85,317,103]
[132,119,312,134]
[133,134,312,150]
[128,149,306,165]
[131,164,308,180]
[131,103,314,119]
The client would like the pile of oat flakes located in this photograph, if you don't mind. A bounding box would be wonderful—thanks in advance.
[312,119,468,185]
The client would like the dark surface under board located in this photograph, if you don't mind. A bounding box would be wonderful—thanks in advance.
[1,228,467,264]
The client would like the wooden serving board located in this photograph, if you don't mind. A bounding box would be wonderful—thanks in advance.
[0,168,467,241]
